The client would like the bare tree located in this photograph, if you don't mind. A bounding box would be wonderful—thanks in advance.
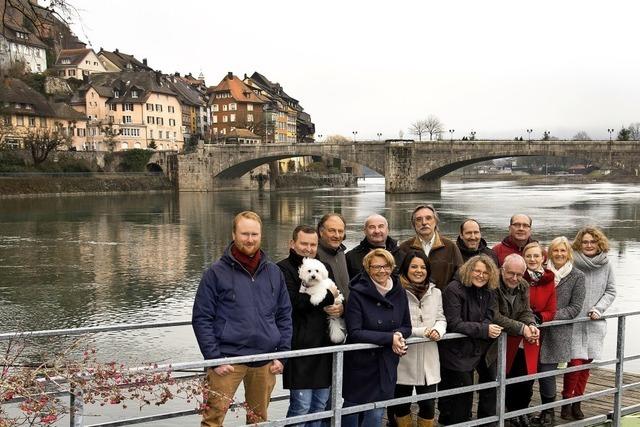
[409,120,428,141]
[324,135,350,144]
[572,131,591,141]
[23,127,71,165]
[628,123,640,141]
[424,115,444,141]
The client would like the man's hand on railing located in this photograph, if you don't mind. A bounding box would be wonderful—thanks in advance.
[269,359,284,374]
[213,364,235,376]
[524,324,540,345]
[488,324,503,339]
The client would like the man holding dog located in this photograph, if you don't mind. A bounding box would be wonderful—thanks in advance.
[192,211,292,427]
[278,225,340,426]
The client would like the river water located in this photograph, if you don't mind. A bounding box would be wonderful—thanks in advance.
[2,178,640,424]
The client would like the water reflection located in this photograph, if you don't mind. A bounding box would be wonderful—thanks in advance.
[1,180,640,366]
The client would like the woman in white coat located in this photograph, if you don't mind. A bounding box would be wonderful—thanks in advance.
[561,226,616,420]
[388,251,446,427]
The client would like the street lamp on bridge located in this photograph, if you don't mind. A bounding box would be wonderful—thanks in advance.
[377,132,382,141]
[352,131,358,142]
[470,131,476,141]
[449,129,455,142]
[317,134,323,143]
[608,128,614,142]
[526,129,533,142]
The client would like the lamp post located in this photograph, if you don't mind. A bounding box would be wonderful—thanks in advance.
[543,131,550,141]
[377,132,382,141]
[608,128,614,142]
[449,129,455,142]
[526,129,533,142]
[317,134,323,143]
[470,131,476,141]
[352,131,358,142]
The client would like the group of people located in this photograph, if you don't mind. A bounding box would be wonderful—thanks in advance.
[191,206,616,427]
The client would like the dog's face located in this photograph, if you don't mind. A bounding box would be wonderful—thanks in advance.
[298,258,329,287]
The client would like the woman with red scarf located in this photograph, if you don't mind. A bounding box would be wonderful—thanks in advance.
[505,242,557,423]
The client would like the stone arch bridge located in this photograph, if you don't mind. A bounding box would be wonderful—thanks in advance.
[154,140,640,193]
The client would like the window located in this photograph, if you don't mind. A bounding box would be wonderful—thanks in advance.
[3,116,11,126]
[85,60,90,64]
[69,69,76,76]
[124,103,134,111]
[157,117,163,125]
[155,104,162,112]
[229,103,237,111]
[247,104,253,111]
[168,106,175,113]
[212,104,219,112]
[147,116,155,124]
[16,115,24,126]
[149,130,153,138]
[173,132,176,139]
[28,117,35,127]
[159,130,163,139]
[146,103,154,111]
[40,117,46,126]
[77,128,86,137]
[222,105,228,112]
[212,115,217,123]
[108,116,114,123]
[223,115,228,123]
[247,114,253,122]
[122,116,132,123]
[230,114,235,122]
[131,90,138,99]
[61,58,71,64]
[114,90,120,98]
[108,104,116,111]
[93,61,98,66]
[169,119,175,126]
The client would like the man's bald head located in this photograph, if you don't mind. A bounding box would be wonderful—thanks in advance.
[364,214,389,247]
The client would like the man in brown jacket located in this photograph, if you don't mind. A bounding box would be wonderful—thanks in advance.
[399,204,463,290]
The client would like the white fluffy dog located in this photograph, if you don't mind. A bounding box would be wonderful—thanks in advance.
[298,257,347,344]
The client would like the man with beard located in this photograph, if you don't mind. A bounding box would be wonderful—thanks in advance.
[493,214,534,266]
[192,211,292,427]
[345,214,403,279]
[399,204,463,290]
[456,219,499,266]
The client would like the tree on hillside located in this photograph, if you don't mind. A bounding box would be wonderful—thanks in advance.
[628,123,640,140]
[324,135,350,144]
[617,127,631,141]
[409,119,428,141]
[100,122,120,152]
[23,127,71,165]
[424,115,444,140]
[572,131,591,140]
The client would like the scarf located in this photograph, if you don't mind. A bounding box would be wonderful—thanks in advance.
[547,260,573,286]
[231,245,261,276]
[400,274,428,300]
[373,277,393,296]
[526,268,544,283]
[573,251,609,271]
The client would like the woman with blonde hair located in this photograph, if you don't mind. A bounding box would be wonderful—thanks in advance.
[437,255,502,425]
[342,248,411,427]
[560,227,616,420]
[534,237,585,426]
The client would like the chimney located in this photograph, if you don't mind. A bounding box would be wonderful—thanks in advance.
[227,71,233,79]
[114,48,119,53]
[143,58,147,66]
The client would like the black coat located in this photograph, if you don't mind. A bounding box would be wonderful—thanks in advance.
[345,236,404,279]
[277,250,335,389]
[456,236,499,266]
[439,280,496,372]
[343,273,412,404]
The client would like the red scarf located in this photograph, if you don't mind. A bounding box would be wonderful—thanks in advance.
[231,245,261,275]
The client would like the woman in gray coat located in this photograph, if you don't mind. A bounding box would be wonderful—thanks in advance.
[534,237,586,427]
[560,227,616,420]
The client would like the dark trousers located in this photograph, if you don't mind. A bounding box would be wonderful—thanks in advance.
[476,358,497,420]
[438,368,474,425]
[388,383,437,420]
[538,362,558,402]
[506,348,534,411]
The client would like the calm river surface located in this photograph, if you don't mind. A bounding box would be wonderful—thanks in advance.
[2,178,640,424]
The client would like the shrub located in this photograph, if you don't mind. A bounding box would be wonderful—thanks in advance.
[119,149,153,172]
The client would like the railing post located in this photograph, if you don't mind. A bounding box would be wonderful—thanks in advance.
[69,387,84,427]
[330,349,344,427]
[612,315,626,426]
[496,332,506,427]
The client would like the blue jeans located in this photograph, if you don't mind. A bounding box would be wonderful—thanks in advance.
[341,402,384,427]
[286,388,331,427]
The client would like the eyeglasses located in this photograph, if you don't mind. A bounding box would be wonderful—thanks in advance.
[370,264,392,272]
[581,240,598,245]
[503,271,524,279]
[510,222,531,229]
[472,269,490,277]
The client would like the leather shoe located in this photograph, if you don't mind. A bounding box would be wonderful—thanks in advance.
[560,403,573,420]
[572,401,585,420]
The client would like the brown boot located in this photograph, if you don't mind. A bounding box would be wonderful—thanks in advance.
[395,414,412,427]
[572,402,585,420]
[417,417,434,427]
[560,404,573,420]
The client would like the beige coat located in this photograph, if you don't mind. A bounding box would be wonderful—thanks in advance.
[396,283,447,386]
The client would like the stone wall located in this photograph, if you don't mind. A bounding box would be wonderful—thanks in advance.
[275,173,358,189]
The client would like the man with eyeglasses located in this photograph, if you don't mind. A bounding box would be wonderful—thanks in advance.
[399,204,463,290]
[493,214,534,266]
[345,214,404,279]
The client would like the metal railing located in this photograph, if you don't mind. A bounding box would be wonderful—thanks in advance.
[2,310,639,427]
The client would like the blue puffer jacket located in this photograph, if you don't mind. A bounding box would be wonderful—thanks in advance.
[192,243,293,361]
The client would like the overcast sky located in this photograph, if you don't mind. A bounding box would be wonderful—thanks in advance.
[68,0,640,141]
